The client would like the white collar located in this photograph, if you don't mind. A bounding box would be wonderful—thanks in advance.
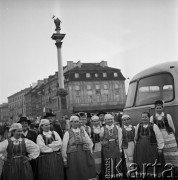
[156,112,164,117]
[124,125,132,129]
[43,131,52,136]
[71,128,80,133]
[106,124,114,129]
[11,137,22,142]
[93,125,100,129]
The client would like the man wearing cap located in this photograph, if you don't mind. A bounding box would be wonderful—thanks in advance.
[100,113,122,179]
[43,112,63,139]
[97,111,107,127]
[18,117,38,143]
[150,100,178,168]
[79,112,91,137]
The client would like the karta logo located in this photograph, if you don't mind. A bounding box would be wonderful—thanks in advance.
[105,158,177,179]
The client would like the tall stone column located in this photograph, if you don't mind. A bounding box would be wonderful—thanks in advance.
[51,17,68,119]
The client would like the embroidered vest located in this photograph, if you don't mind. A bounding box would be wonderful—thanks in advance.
[136,122,157,144]
[122,126,135,149]
[41,131,55,145]
[153,113,173,133]
[66,129,90,153]
[101,125,118,141]
[7,138,26,159]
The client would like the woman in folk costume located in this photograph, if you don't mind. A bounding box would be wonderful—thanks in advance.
[62,115,97,180]
[150,100,178,167]
[134,112,164,177]
[36,119,64,180]
[90,115,102,179]
[0,123,40,180]
[121,114,136,171]
[100,114,122,179]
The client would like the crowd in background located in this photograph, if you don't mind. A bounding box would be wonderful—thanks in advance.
[0,100,178,180]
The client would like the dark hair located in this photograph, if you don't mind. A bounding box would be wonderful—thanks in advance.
[154,100,163,107]
[142,112,150,118]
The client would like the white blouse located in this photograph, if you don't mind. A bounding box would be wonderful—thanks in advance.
[150,112,175,133]
[62,128,93,162]
[0,137,40,160]
[37,131,62,153]
[100,124,122,152]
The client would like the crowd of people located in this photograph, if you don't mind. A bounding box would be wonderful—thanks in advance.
[0,100,178,180]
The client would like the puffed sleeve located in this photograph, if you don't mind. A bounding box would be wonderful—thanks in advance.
[153,124,164,150]
[61,131,69,162]
[116,125,122,152]
[0,140,8,160]
[166,114,175,133]
[150,115,154,123]
[134,124,139,141]
[99,127,104,139]
[25,139,40,160]
[36,134,53,153]
[48,131,62,151]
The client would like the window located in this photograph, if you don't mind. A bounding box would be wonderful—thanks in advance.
[135,73,174,106]
[96,89,101,95]
[86,73,91,78]
[75,73,79,78]
[75,85,80,90]
[87,85,92,90]
[103,72,107,77]
[104,84,108,89]
[75,85,80,96]
[125,82,137,108]
[115,84,119,89]
[104,89,109,94]
[88,95,92,103]
[75,97,80,104]
[96,85,100,90]
[87,90,93,95]
[95,73,98,77]
[114,72,118,77]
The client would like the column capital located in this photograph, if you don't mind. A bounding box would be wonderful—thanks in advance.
[55,41,63,48]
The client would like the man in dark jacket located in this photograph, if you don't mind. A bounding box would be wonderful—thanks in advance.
[43,112,63,139]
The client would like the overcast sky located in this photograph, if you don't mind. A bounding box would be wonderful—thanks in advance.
[0,0,178,104]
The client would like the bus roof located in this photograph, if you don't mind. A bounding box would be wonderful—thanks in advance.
[130,61,178,82]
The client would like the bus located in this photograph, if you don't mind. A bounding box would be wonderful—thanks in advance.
[124,61,178,140]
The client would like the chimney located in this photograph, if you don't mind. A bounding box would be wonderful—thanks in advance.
[100,60,108,67]
[67,61,74,71]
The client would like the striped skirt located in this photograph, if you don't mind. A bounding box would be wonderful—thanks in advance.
[93,142,102,174]
[161,130,178,167]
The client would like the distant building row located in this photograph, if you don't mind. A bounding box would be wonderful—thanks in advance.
[0,61,126,123]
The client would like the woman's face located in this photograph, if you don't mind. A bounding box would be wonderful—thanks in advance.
[71,120,80,129]
[92,119,99,126]
[155,105,163,114]
[13,128,22,139]
[105,118,114,126]
[122,118,131,126]
[141,113,150,124]
[41,123,50,132]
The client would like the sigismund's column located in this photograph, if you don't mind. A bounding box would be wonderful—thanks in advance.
[51,17,68,119]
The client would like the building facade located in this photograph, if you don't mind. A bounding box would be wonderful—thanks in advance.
[8,87,31,123]
[64,61,126,113]
[0,103,9,124]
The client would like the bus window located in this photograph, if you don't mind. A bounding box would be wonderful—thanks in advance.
[135,73,174,106]
[125,82,137,108]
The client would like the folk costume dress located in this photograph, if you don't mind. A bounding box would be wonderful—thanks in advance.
[150,112,178,167]
[122,125,135,171]
[0,137,40,180]
[36,130,64,180]
[100,124,122,179]
[134,122,164,175]
[62,128,97,180]
[91,125,102,175]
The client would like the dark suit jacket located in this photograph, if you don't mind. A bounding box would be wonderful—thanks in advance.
[50,122,63,140]
[21,129,38,143]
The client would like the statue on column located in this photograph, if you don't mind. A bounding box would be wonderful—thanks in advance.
[52,15,61,31]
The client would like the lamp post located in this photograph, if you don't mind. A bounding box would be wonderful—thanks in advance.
[51,16,68,119]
